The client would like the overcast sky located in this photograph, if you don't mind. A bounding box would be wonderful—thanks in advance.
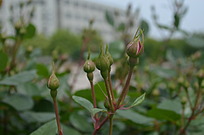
[89,0,204,38]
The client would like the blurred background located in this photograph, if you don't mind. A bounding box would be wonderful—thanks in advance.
[0,0,204,135]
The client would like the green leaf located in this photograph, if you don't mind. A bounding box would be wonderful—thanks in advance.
[117,109,154,125]
[30,120,57,135]
[20,111,55,123]
[109,40,125,59]
[17,82,42,96]
[150,67,176,79]
[24,23,36,39]
[0,70,36,86]
[186,35,204,48]
[140,20,149,36]
[174,13,180,29]
[72,96,106,116]
[0,51,8,72]
[30,120,81,135]
[105,10,114,26]
[36,64,49,78]
[146,108,181,122]
[62,125,81,135]
[3,94,34,111]
[70,113,93,132]
[117,23,125,32]
[74,81,108,102]
[158,99,182,114]
[129,93,146,108]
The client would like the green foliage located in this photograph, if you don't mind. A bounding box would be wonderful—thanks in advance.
[2,93,34,111]
[0,70,36,86]
[0,51,8,72]
[72,96,106,116]
[128,93,146,108]
[49,30,82,56]
[22,34,50,52]
[117,109,154,125]
[1,1,204,135]
[24,23,36,39]
[30,120,81,135]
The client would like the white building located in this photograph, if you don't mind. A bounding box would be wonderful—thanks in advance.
[0,0,139,42]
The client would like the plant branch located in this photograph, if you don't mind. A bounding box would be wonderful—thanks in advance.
[92,115,110,135]
[179,85,202,135]
[53,98,63,135]
[184,89,193,110]
[117,67,134,108]
[90,81,97,108]
[104,79,115,112]
[108,69,115,103]
[109,115,113,135]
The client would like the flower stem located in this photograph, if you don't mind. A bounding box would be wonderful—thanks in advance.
[108,69,115,103]
[179,85,202,135]
[90,80,97,108]
[92,115,110,135]
[117,67,134,108]
[104,79,115,112]
[53,98,63,135]
[109,115,113,135]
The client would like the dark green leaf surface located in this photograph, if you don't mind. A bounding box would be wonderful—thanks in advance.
[20,111,55,123]
[117,109,154,125]
[105,11,114,26]
[24,23,36,39]
[147,108,181,122]
[72,96,106,116]
[36,64,49,78]
[30,120,81,135]
[0,70,36,85]
[3,94,34,111]
[70,113,93,132]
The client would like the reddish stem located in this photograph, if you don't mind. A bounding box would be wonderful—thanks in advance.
[117,67,134,108]
[53,98,63,135]
[90,81,97,108]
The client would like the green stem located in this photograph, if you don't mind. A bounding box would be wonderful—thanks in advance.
[104,79,115,112]
[184,88,193,110]
[179,85,202,135]
[92,115,110,135]
[10,39,21,69]
[53,98,63,135]
[108,69,115,103]
[90,81,97,108]
[109,115,113,135]
[117,67,134,108]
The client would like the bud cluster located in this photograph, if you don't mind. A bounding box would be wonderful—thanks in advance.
[94,45,113,79]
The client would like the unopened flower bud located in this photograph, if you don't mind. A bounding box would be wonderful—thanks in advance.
[126,39,144,58]
[105,45,113,66]
[83,60,95,73]
[14,21,22,34]
[181,96,187,105]
[128,57,138,67]
[152,89,160,96]
[95,45,110,72]
[101,70,108,79]
[50,90,57,99]
[178,76,184,86]
[47,64,59,91]
[197,69,204,85]
[87,72,94,81]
